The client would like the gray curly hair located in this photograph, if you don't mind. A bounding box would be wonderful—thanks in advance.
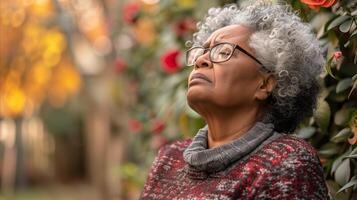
[192,0,325,133]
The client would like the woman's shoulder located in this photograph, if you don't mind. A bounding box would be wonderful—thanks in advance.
[157,138,192,158]
[267,134,319,157]
[234,134,322,172]
[250,134,323,171]
[247,134,328,199]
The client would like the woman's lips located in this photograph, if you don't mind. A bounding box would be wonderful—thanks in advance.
[189,73,212,86]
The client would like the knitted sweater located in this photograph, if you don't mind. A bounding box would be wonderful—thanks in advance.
[140,123,328,199]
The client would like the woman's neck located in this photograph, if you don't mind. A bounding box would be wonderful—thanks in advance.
[204,106,261,149]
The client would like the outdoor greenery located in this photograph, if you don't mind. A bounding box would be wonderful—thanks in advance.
[0,0,356,199]
[117,0,357,199]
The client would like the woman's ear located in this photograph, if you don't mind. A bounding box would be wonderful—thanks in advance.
[254,74,277,101]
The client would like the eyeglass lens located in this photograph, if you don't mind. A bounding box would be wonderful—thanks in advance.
[211,43,234,63]
[186,43,235,66]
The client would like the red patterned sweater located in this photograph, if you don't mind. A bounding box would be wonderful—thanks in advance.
[140,134,328,199]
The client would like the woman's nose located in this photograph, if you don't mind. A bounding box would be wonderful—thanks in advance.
[194,52,212,69]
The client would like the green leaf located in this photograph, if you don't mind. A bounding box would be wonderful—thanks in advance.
[352,9,357,16]
[334,159,351,186]
[296,127,316,139]
[348,80,357,99]
[327,16,351,31]
[344,40,350,47]
[344,154,357,158]
[334,108,350,126]
[319,143,339,157]
[339,19,353,33]
[352,74,357,82]
[350,29,357,39]
[344,147,357,159]
[337,176,357,193]
[331,128,352,143]
[331,155,344,175]
[326,56,337,79]
[336,78,353,93]
[350,147,357,154]
[314,99,331,134]
[326,180,351,200]
[331,149,351,175]
[320,87,330,99]
[328,87,347,102]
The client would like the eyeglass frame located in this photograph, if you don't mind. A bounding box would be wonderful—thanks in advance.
[185,42,272,73]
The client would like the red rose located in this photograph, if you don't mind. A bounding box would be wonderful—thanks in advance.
[300,0,336,10]
[174,18,196,37]
[333,51,342,59]
[160,49,181,74]
[115,58,127,74]
[128,119,142,133]
[122,3,141,24]
[151,119,165,135]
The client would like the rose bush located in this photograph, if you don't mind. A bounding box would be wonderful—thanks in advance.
[300,0,337,10]
[173,18,196,37]
[116,0,357,198]
[122,2,141,24]
[160,49,181,74]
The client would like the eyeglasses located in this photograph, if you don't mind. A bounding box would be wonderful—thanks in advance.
[185,42,271,72]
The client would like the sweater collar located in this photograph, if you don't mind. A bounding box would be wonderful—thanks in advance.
[183,122,275,176]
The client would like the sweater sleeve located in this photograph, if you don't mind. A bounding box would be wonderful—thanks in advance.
[255,151,329,199]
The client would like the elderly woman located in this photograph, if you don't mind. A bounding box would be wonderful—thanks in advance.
[140,0,329,199]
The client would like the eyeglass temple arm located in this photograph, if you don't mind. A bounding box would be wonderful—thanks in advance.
[234,46,272,72]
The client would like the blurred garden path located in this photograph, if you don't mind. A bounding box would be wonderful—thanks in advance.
[1,183,103,200]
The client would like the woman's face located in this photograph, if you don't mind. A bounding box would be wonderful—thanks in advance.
[186,25,266,113]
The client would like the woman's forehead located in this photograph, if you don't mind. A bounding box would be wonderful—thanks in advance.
[204,25,252,45]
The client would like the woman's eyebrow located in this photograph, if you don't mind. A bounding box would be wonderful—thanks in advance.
[202,41,211,48]
[202,40,223,48]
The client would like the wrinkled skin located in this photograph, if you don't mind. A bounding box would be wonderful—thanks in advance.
[186,25,276,148]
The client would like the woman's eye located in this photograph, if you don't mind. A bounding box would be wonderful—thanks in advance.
[219,50,231,56]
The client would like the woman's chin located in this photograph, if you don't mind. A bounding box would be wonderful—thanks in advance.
[186,88,211,104]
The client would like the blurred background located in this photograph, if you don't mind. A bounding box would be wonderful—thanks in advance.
[0,0,356,199]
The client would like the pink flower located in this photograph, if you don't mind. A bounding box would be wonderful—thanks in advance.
[128,119,142,133]
[334,51,342,59]
[160,49,181,74]
[151,119,165,135]
[114,58,127,74]
[174,18,196,37]
[300,0,337,10]
[122,3,141,24]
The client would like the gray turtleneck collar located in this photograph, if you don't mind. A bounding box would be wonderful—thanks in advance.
[183,122,278,174]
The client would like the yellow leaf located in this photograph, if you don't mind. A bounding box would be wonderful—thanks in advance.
[133,18,156,45]
[176,0,196,8]
[1,87,26,117]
